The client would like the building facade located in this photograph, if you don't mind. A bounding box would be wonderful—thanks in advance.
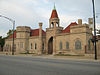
[4,6,99,56]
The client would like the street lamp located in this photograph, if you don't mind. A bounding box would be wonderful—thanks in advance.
[0,15,15,55]
[92,0,97,60]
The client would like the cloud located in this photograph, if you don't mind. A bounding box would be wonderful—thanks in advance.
[0,0,100,37]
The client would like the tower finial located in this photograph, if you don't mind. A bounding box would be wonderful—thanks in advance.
[53,3,56,10]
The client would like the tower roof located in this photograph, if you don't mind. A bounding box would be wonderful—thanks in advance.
[50,5,58,19]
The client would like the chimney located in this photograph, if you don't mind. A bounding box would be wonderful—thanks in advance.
[38,22,43,55]
[88,18,93,24]
[39,22,42,37]
[78,19,82,25]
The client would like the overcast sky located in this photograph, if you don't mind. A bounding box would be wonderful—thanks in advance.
[0,0,100,37]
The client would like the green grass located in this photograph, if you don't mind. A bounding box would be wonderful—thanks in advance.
[55,54,84,56]
[20,52,35,54]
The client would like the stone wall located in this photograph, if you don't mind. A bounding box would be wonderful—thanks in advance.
[55,24,92,55]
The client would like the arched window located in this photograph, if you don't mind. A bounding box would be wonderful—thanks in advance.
[31,43,32,49]
[88,40,91,50]
[42,43,44,50]
[34,43,37,50]
[66,42,69,50]
[59,42,62,50]
[21,42,23,48]
[17,42,19,48]
[75,40,81,50]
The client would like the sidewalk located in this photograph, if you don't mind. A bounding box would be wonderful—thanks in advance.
[1,52,100,61]
[15,54,100,62]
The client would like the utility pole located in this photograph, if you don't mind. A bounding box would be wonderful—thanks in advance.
[0,15,15,55]
[92,0,97,60]
[12,20,15,55]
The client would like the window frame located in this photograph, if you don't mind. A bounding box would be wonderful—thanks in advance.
[21,42,23,48]
[31,43,33,49]
[59,41,62,50]
[66,41,69,50]
[75,40,81,50]
[34,43,37,50]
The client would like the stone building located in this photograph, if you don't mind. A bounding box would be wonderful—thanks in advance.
[4,6,99,56]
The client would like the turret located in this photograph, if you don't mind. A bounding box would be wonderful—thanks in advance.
[49,5,60,28]
[16,26,30,38]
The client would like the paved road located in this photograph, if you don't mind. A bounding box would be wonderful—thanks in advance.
[0,55,100,75]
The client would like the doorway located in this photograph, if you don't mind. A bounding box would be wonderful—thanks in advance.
[48,37,53,54]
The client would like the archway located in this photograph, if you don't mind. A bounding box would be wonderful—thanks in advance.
[48,37,53,54]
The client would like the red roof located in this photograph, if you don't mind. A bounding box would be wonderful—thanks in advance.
[50,9,58,19]
[62,22,78,33]
[9,31,16,39]
[9,29,46,39]
[30,29,46,36]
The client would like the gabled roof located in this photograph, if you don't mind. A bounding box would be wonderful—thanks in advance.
[30,29,46,36]
[9,31,16,39]
[62,22,78,33]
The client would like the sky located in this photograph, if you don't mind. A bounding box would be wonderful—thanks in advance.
[0,0,100,37]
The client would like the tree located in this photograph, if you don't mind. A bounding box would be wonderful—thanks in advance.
[0,36,5,51]
[0,29,14,51]
[7,29,13,38]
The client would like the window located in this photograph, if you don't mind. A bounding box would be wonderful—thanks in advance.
[88,40,91,50]
[21,42,23,48]
[66,42,69,49]
[31,43,32,49]
[6,44,8,51]
[17,42,19,48]
[6,44,9,51]
[6,44,7,47]
[8,44,9,48]
[14,44,16,51]
[10,45,11,52]
[34,43,37,50]
[42,43,44,50]
[59,42,62,50]
[75,40,81,50]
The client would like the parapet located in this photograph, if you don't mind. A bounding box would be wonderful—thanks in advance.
[16,26,30,32]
